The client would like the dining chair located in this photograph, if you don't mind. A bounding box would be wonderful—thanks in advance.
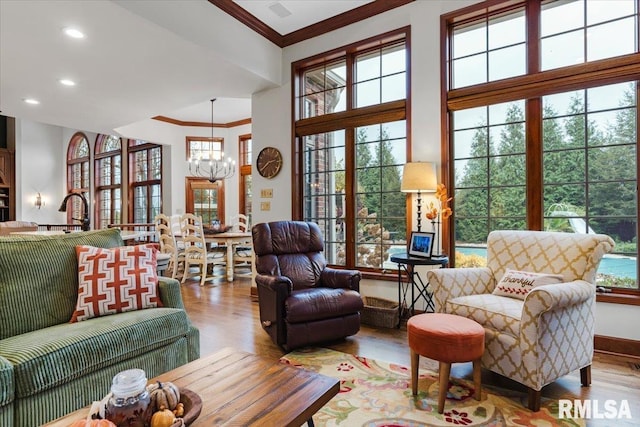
[180,213,226,286]
[230,214,253,277]
[154,213,185,280]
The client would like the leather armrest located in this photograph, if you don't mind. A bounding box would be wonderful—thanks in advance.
[320,267,361,292]
[255,274,293,294]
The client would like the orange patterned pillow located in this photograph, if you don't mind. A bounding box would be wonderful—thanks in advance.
[71,244,162,322]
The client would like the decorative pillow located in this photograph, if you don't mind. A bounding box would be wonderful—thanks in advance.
[492,269,564,300]
[71,244,162,322]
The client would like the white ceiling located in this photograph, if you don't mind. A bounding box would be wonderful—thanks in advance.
[0,0,372,136]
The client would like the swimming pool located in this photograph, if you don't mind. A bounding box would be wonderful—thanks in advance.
[456,246,636,279]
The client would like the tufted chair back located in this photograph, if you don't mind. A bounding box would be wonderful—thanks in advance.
[253,221,327,290]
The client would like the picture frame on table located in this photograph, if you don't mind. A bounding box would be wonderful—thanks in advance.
[408,231,435,258]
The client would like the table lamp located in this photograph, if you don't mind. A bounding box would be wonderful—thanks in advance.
[401,162,437,231]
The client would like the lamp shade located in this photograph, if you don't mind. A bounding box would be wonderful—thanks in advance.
[401,162,437,193]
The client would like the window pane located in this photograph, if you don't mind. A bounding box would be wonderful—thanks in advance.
[541,0,584,37]
[588,82,635,111]
[454,106,487,130]
[355,121,406,269]
[453,22,486,58]
[303,130,346,265]
[452,54,486,88]
[381,44,406,75]
[356,50,380,82]
[305,67,326,93]
[381,74,406,103]
[454,100,526,249]
[301,60,346,119]
[587,18,636,61]
[355,80,380,107]
[488,12,525,49]
[544,90,584,117]
[587,0,636,25]
[541,30,584,70]
[488,44,525,81]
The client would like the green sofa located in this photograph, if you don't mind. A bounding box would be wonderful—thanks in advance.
[0,229,200,426]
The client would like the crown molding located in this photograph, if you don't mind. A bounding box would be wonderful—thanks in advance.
[209,0,415,48]
[152,116,252,128]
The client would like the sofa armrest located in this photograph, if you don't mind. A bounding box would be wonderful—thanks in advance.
[321,267,361,292]
[427,267,494,313]
[157,277,185,309]
[0,355,13,407]
[522,280,594,320]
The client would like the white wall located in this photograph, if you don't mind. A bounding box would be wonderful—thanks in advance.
[249,0,640,342]
[14,118,251,226]
[15,119,66,224]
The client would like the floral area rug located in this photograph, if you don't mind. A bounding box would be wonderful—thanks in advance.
[280,348,584,427]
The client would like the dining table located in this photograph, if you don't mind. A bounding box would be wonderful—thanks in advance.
[203,231,252,281]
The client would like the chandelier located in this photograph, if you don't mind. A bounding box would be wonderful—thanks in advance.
[187,98,236,183]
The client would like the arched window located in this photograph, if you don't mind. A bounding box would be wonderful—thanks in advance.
[128,139,162,223]
[95,135,122,229]
[66,132,90,225]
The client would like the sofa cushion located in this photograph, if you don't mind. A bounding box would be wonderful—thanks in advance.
[0,356,13,407]
[71,244,162,322]
[492,269,563,300]
[0,229,124,339]
[446,294,523,339]
[0,307,189,398]
[286,288,363,323]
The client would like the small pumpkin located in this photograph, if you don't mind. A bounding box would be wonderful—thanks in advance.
[147,381,180,411]
[69,419,117,427]
[150,406,176,427]
[173,402,185,417]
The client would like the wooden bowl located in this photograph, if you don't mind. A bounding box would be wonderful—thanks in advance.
[179,388,202,425]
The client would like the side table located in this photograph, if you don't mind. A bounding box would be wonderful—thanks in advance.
[390,253,448,323]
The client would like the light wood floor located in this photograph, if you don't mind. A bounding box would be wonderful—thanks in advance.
[179,276,640,422]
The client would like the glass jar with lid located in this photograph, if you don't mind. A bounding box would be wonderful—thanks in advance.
[104,369,153,427]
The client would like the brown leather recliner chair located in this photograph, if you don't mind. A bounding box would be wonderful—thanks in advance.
[252,221,364,350]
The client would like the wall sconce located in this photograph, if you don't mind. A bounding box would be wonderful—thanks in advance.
[35,192,44,209]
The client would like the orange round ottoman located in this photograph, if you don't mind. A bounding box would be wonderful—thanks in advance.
[407,313,485,413]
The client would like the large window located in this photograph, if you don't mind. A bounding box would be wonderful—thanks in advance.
[445,0,639,295]
[128,140,162,223]
[239,134,252,222]
[294,28,409,274]
[95,135,122,229]
[66,132,90,225]
[186,136,228,223]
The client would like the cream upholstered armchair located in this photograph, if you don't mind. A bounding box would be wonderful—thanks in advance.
[427,230,615,411]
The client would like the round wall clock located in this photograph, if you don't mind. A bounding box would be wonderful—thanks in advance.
[256,147,283,179]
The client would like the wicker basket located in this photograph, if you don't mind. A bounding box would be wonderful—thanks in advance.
[361,296,399,328]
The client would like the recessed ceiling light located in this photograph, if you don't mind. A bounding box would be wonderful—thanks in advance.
[59,79,76,86]
[63,27,85,39]
[24,98,40,105]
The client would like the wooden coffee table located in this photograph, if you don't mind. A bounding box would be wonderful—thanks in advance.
[46,347,339,426]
